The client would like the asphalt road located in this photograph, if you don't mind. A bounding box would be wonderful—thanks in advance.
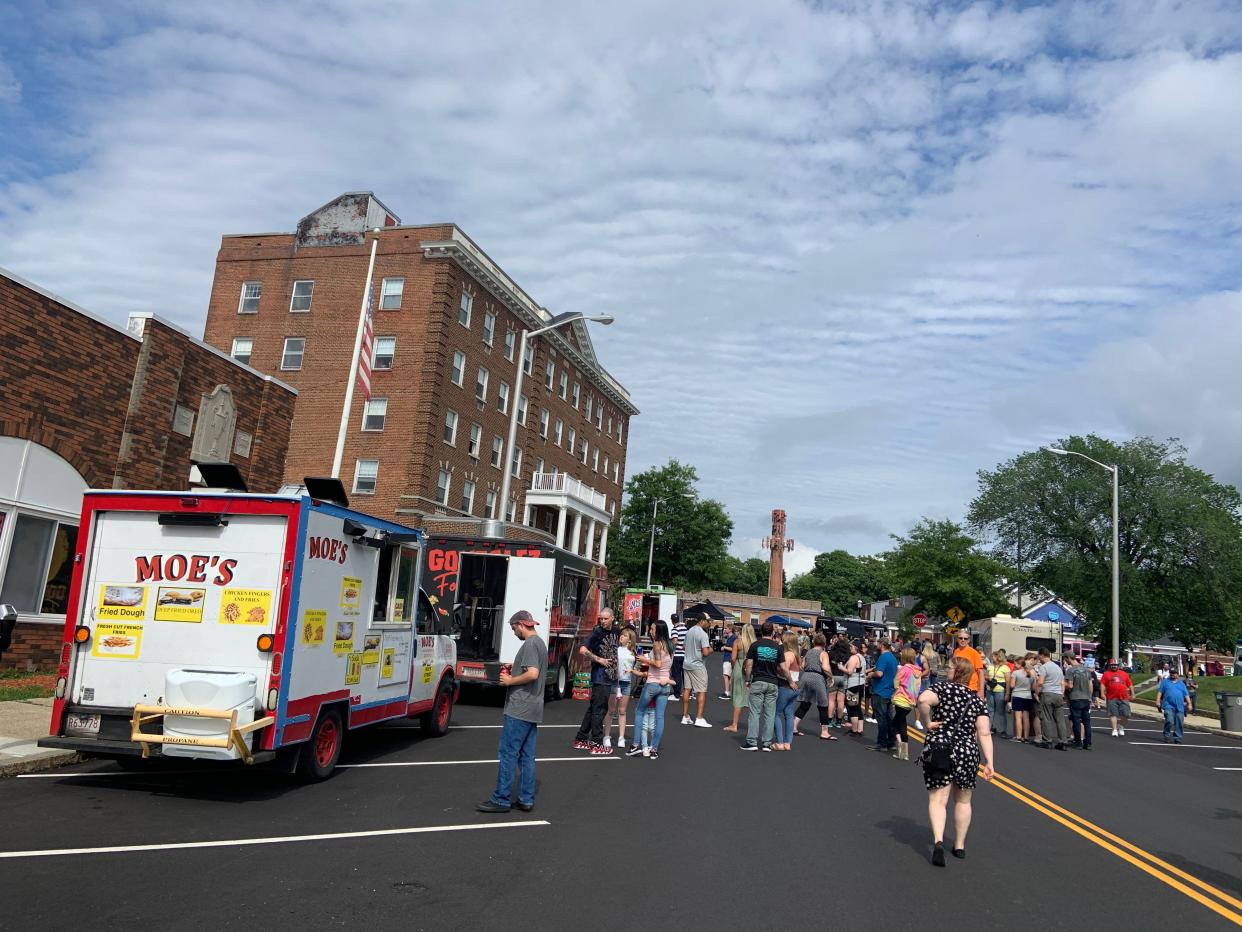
[2,656,1240,931]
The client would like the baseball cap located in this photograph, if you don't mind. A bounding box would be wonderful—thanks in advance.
[1107,658,1118,666]
[509,610,537,628]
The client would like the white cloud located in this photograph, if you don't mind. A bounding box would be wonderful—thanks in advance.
[2,1,1240,554]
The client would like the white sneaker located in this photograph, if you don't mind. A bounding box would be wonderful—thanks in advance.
[642,747,651,757]
[603,737,612,748]
[865,717,877,724]
[1118,726,1125,736]
[1111,728,1119,737]
[618,736,626,748]
[915,720,925,731]
[694,718,712,728]
[681,715,693,725]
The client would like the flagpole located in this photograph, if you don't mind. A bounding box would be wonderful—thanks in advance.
[331,229,380,479]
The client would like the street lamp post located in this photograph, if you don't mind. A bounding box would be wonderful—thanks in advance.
[488,311,614,539]
[644,492,690,589]
[1044,447,1120,663]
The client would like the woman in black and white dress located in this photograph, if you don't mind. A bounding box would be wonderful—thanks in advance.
[917,655,995,866]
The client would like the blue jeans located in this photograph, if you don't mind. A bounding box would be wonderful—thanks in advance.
[638,682,671,750]
[745,681,779,747]
[775,685,799,745]
[872,694,894,748]
[490,715,537,808]
[990,690,1009,737]
[1069,699,1092,746]
[1163,707,1185,742]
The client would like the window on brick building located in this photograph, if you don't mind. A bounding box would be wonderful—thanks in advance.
[572,382,580,408]
[459,292,472,327]
[579,439,588,464]
[592,448,599,472]
[613,462,620,483]
[281,337,305,370]
[505,497,517,522]
[517,394,528,427]
[535,457,544,476]
[353,460,378,495]
[567,426,576,453]
[607,415,613,435]
[373,336,396,370]
[290,280,314,312]
[468,423,482,458]
[544,360,555,390]
[485,489,498,519]
[483,311,495,347]
[604,455,609,476]
[230,338,253,365]
[558,371,568,399]
[554,417,563,446]
[238,281,261,314]
[491,435,503,468]
[436,470,451,506]
[504,329,515,361]
[510,447,523,478]
[522,342,534,376]
[362,398,388,431]
[380,277,404,310]
[497,380,510,414]
[443,409,458,446]
[585,396,593,422]
[539,409,549,438]
[595,406,603,430]
[460,479,476,516]
[451,351,465,386]
[0,515,78,615]
[475,367,489,404]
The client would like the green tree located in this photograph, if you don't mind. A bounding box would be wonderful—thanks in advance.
[968,435,1242,653]
[608,460,733,591]
[787,549,890,614]
[884,519,1010,620]
[714,555,772,597]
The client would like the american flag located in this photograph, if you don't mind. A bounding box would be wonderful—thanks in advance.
[356,276,376,401]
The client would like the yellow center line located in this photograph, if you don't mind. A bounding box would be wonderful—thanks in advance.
[900,728,1242,925]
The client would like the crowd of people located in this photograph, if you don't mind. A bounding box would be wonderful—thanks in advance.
[480,605,1177,864]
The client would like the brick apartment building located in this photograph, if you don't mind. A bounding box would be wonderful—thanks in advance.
[202,193,637,561]
[0,267,296,667]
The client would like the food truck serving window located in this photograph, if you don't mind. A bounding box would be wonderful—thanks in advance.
[1026,636,1057,653]
[372,544,419,627]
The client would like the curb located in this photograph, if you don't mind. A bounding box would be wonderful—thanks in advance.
[0,751,80,779]
[1127,703,1241,740]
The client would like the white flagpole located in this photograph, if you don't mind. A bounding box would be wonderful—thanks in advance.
[331,229,380,479]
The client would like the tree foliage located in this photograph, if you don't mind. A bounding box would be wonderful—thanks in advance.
[715,556,774,597]
[968,435,1242,653]
[787,549,890,614]
[884,519,1011,620]
[608,460,733,591]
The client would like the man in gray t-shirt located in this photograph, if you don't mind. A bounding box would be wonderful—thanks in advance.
[680,615,714,727]
[1065,655,1094,750]
[479,610,548,814]
[1035,648,1070,749]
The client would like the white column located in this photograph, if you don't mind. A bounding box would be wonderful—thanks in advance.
[572,512,584,556]
[556,506,568,549]
[587,518,597,561]
[598,525,609,566]
[523,502,532,526]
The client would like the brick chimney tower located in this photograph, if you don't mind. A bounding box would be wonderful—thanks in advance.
[763,509,794,598]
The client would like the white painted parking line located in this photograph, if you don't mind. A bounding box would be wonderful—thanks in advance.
[19,770,215,780]
[0,820,549,860]
[1214,767,1242,771]
[1128,742,1242,749]
[341,756,618,768]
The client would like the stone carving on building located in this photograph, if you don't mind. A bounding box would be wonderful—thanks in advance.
[192,384,237,462]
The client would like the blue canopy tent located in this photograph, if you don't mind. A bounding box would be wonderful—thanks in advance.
[767,614,812,629]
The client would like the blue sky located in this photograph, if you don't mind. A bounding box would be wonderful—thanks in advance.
[3,1,1242,573]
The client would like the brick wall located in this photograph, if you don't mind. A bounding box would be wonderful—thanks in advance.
[1,622,63,671]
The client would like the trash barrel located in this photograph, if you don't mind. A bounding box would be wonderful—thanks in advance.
[1215,692,1242,732]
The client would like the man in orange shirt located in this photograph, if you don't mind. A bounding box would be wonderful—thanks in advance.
[953,632,986,700]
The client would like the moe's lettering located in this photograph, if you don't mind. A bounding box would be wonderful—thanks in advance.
[308,537,348,564]
[135,555,237,586]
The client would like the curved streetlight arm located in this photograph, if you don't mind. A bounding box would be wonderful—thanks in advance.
[1044,447,1116,474]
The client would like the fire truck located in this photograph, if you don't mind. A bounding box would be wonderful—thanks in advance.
[422,533,610,699]
[39,472,457,779]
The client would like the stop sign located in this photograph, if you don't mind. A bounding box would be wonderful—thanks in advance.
[913,612,927,628]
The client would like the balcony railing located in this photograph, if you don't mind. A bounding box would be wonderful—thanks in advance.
[529,472,607,512]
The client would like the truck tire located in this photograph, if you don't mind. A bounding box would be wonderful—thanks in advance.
[420,680,454,737]
[299,707,344,781]
[552,660,570,701]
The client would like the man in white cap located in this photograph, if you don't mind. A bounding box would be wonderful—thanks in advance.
[478,609,548,813]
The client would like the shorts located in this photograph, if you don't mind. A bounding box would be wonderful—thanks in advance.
[722,660,733,677]
[615,680,631,697]
[831,675,847,692]
[1107,698,1131,718]
[684,666,708,695]
[1010,696,1033,712]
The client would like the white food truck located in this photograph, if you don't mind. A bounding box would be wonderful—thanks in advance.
[966,614,1062,660]
[40,476,458,779]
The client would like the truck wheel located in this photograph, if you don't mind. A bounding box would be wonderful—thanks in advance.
[420,680,454,737]
[300,708,344,781]
[552,661,570,700]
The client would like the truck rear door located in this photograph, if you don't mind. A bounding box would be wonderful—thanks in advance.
[497,556,554,663]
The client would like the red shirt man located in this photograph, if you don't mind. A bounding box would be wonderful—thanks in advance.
[1099,659,1134,737]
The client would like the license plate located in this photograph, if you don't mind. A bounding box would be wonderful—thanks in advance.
[458,663,486,680]
[65,712,101,736]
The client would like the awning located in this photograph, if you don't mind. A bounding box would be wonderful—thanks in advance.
[767,614,813,629]
[681,599,731,621]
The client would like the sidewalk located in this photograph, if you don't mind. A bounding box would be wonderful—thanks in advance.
[1127,700,1242,739]
[0,698,78,777]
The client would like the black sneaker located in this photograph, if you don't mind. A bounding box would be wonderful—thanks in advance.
[649,749,660,760]
[740,744,758,752]
[625,745,645,757]
[476,800,511,813]
[514,802,534,812]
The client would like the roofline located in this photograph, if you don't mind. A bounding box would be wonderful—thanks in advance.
[127,313,298,396]
[1,265,138,342]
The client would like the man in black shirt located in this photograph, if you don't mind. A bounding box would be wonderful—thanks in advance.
[573,608,618,754]
[740,620,791,751]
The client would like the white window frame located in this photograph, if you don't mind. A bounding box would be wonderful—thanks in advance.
[280,337,305,370]
[539,408,549,438]
[362,397,388,432]
[579,439,588,464]
[373,336,396,370]
[505,497,517,522]
[483,311,495,347]
[485,489,498,519]
[380,277,404,310]
[238,281,261,314]
[510,447,523,478]
[353,459,379,495]
[460,479,476,516]
[498,380,510,415]
[517,394,528,427]
[592,448,599,472]
[613,462,620,483]
[491,435,503,468]
[544,360,555,390]
[230,337,253,365]
[558,371,568,399]
[468,423,482,459]
[585,396,593,421]
[459,291,473,328]
[554,417,563,446]
[504,329,515,361]
[572,382,580,408]
[567,427,576,453]
[289,279,314,313]
[475,366,489,404]
[443,409,459,446]
[522,342,534,376]
[436,470,451,506]
[451,351,466,386]
[595,407,603,430]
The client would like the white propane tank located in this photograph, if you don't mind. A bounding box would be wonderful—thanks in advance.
[161,669,257,760]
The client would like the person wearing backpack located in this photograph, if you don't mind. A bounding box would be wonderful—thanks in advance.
[892,647,922,760]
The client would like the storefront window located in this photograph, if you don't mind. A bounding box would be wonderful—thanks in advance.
[40,523,78,615]
[0,514,55,612]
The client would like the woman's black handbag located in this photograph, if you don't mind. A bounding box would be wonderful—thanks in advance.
[922,742,953,775]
